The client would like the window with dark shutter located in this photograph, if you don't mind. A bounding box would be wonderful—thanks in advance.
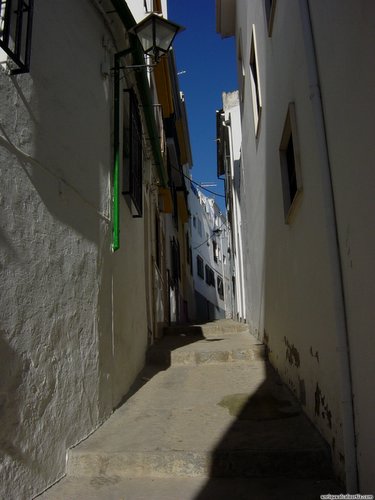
[0,0,34,74]
[279,103,303,223]
[123,89,143,217]
[197,255,204,279]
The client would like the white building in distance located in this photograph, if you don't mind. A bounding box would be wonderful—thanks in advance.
[189,184,232,322]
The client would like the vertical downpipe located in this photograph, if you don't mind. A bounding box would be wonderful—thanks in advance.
[112,53,120,251]
[299,0,358,492]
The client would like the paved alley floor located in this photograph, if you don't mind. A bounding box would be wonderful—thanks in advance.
[38,320,341,499]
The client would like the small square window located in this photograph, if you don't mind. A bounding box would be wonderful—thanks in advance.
[197,218,202,237]
[237,32,245,103]
[217,276,224,300]
[249,27,262,137]
[279,103,303,223]
[197,255,204,279]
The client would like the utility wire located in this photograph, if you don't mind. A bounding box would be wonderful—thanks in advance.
[170,164,225,198]
[193,222,227,250]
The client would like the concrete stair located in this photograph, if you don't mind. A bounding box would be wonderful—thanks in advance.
[38,320,341,499]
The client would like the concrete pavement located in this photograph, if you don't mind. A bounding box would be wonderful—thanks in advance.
[38,320,341,499]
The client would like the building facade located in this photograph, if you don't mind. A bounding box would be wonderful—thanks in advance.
[189,185,231,322]
[216,90,246,323]
[217,0,375,493]
[0,0,192,497]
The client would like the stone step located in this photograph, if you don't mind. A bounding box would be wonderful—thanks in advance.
[67,446,332,480]
[40,322,340,499]
[38,476,342,500]
[65,363,333,481]
[164,319,250,337]
[148,320,264,366]
[147,342,266,366]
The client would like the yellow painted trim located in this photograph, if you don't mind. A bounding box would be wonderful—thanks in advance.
[154,57,174,118]
[177,191,189,223]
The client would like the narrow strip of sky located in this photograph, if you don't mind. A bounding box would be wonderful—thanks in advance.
[168,0,238,212]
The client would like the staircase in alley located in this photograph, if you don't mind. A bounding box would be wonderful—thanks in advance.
[39,320,341,499]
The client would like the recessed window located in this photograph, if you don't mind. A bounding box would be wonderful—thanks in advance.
[123,89,143,217]
[237,32,245,103]
[249,27,262,137]
[197,255,204,279]
[217,276,224,300]
[0,0,34,74]
[265,0,277,36]
[279,103,303,223]
[205,265,215,287]
[197,218,202,237]
[213,240,218,263]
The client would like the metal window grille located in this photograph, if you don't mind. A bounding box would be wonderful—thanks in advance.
[123,89,143,217]
[0,0,33,74]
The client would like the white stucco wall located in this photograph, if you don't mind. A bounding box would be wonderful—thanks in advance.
[308,1,375,492]
[0,1,150,497]
[234,0,352,484]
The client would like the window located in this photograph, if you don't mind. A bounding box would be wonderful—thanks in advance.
[197,255,204,279]
[237,31,245,103]
[217,276,224,300]
[205,265,215,287]
[265,0,277,36]
[279,103,303,223]
[123,90,143,217]
[213,240,218,263]
[193,216,196,228]
[0,0,34,74]
[249,27,262,136]
[197,218,202,237]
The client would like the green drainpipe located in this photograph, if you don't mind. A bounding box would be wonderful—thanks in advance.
[110,0,168,251]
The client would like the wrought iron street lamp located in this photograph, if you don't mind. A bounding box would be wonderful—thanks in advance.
[130,13,184,63]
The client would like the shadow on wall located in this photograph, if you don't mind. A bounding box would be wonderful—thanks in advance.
[0,334,27,466]
[0,332,44,500]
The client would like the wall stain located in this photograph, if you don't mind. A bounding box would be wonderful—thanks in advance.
[284,336,300,367]
[309,346,319,363]
[314,383,333,429]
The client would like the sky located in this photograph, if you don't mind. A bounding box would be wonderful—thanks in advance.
[168,0,238,213]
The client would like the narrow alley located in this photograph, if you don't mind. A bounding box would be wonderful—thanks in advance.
[39,320,340,499]
[1,0,374,498]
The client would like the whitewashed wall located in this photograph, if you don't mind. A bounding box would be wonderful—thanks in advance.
[0,0,149,497]
[234,0,347,484]
[308,1,375,491]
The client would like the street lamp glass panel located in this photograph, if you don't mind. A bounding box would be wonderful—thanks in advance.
[132,13,184,60]
[154,19,178,52]
[134,17,154,54]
